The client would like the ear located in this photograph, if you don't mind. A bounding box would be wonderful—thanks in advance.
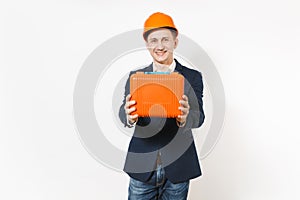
[174,37,179,49]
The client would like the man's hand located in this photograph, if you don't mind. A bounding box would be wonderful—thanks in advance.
[176,95,190,127]
[124,94,138,125]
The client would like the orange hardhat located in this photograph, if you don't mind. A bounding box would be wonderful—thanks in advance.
[143,12,178,40]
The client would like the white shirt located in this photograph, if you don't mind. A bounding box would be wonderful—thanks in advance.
[153,59,176,72]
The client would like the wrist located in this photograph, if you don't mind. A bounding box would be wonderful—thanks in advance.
[176,120,186,127]
[127,116,137,127]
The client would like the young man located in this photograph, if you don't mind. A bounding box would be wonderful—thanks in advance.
[119,12,205,200]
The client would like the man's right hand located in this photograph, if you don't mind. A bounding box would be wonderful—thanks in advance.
[124,94,138,125]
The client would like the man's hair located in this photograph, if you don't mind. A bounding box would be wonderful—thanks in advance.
[169,28,178,39]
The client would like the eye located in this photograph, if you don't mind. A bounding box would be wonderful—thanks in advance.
[149,38,158,44]
[162,37,170,42]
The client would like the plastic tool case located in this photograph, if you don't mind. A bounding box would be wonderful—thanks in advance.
[130,72,184,117]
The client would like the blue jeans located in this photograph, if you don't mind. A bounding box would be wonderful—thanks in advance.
[128,165,190,200]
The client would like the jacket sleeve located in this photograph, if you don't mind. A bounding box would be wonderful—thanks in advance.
[118,72,131,127]
[184,71,205,130]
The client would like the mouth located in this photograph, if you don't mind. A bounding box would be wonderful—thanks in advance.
[155,50,167,56]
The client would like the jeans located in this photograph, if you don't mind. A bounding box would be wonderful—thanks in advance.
[128,165,190,200]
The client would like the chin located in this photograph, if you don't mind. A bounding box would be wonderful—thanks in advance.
[154,57,168,63]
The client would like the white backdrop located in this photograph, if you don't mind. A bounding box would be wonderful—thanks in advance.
[1,0,300,199]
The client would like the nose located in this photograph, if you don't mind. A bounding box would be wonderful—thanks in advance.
[156,41,164,50]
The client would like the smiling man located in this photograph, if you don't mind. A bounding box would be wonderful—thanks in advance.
[119,12,205,200]
[146,29,178,70]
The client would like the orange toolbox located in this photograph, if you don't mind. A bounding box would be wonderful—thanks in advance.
[130,72,184,117]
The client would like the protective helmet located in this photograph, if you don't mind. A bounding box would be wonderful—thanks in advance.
[143,12,178,40]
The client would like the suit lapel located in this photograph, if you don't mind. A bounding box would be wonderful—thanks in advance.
[174,59,183,74]
[143,63,153,72]
[174,59,191,94]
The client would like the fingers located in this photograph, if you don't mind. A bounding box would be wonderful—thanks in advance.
[177,95,190,123]
[179,95,189,108]
[179,95,190,113]
[128,114,138,122]
[178,107,189,115]
[125,94,131,102]
[126,106,136,115]
[125,100,136,110]
[176,114,187,121]
[124,94,138,124]
[182,95,188,101]
[124,94,136,111]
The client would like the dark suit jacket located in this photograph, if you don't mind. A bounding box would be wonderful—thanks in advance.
[119,59,205,184]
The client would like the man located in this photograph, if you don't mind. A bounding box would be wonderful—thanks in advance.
[119,12,205,200]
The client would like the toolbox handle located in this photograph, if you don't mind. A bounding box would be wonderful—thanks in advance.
[141,72,179,75]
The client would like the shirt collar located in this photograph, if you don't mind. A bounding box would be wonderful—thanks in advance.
[153,59,176,73]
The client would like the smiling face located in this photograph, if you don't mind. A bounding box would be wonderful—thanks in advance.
[146,28,178,65]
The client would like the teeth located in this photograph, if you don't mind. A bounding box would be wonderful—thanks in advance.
[156,52,165,56]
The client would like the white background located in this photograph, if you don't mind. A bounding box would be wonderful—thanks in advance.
[1,0,300,199]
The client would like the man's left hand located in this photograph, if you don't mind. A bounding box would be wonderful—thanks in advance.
[176,95,190,127]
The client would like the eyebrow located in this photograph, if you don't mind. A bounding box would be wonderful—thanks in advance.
[149,36,170,40]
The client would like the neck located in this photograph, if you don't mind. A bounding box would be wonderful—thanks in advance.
[154,57,174,67]
[153,59,175,72]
